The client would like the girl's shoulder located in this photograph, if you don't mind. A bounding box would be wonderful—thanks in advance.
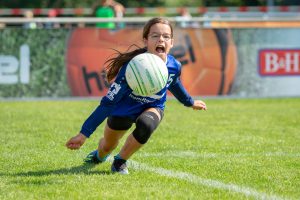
[167,54,182,72]
[118,62,130,76]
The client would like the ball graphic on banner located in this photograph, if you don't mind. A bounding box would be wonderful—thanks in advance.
[125,53,168,96]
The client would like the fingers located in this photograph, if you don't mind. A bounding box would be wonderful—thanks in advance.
[65,139,81,150]
[193,106,206,110]
[66,142,81,150]
[198,101,207,110]
[201,103,207,110]
[193,100,207,111]
[65,133,86,150]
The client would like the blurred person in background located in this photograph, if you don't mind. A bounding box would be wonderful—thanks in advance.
[92,0,125,29]
[92,0,115,29]
[23,10,38,29]
[175,7,198,28]
[0,23,5,29]
[109,0,125,29]
[45,9,60,29]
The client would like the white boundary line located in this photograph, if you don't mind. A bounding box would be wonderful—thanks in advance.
[127,160,286,200]
[107,151,292,199]
[139,151,300,158]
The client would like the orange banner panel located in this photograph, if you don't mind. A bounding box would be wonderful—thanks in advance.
[66,28,237,96]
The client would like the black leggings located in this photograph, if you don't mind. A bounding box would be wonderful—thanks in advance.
[107,108,164,144]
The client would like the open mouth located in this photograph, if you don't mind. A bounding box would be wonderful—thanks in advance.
[155,46,165,54]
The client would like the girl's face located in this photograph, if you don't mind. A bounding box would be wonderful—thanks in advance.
[144,23,173,62]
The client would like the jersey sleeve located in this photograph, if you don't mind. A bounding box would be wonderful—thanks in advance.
[80,69,131,138]
[168,62,194,107]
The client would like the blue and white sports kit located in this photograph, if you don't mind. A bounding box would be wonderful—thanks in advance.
[81,54,194,138]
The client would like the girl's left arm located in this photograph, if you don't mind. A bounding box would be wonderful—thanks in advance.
[168,77,206,110]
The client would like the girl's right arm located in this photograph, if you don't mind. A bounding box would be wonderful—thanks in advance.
[66,67,130,149]
[80,79,130,138]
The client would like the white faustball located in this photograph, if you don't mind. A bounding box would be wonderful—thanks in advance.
[125,53,168,96]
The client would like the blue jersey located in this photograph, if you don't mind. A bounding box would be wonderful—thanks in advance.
[81,54,194,137]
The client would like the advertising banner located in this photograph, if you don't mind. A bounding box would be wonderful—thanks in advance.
[0,29,70,97]
[0,27,299,98]
[231,28,300,97]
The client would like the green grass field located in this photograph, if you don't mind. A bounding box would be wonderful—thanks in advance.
[0,98,299,200]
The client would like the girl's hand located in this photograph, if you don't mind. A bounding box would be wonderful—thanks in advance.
[65,133,87,150]
[192,100,207,111]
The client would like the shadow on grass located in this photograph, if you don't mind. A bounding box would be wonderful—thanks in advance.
[0,163,112,177]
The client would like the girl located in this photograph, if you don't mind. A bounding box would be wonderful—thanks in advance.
[66,17,207,174]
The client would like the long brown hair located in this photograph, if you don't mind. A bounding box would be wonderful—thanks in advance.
[105,17,173,82]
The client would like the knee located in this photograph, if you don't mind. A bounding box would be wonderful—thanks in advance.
[132,112,160,144]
